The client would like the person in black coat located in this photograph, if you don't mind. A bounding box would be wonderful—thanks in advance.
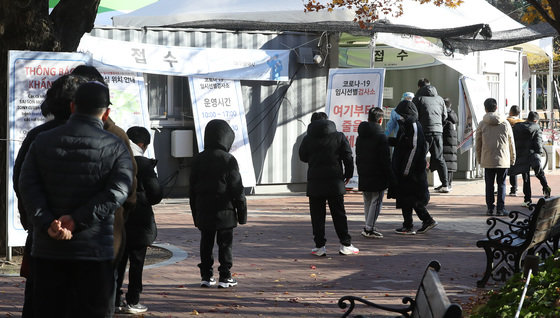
[356,107,395,238]
[388,100,437,235]
[115,126,162,314]
[441,98,458,191]
[18,81,134,317]
[508,111,551,206]
[299,112,358,256]
[413,78,449,193]
[190,119,247,288]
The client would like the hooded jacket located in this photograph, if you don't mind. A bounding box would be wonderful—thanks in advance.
[412,85,447,134]
[356,120,394,192]
[388,100,429,208]
[19,114,134,261]
[475,112,516,168]
[509,120,543,176]
[189,119,247,231]
[299,119,354,197]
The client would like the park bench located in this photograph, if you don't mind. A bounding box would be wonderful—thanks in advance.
[476,196,560,287]
[337,260,462,318]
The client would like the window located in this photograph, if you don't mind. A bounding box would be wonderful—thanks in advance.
[485,73,499,101]
[144,74,192,120]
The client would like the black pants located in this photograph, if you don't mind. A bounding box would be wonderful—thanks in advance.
[116,245,148,306]
[401,203,433,229]
[485,168,508,211]
[199,228,233,280]
[309,195,352,248]
[32,257,113,318]
[425,133,449,187]
[517,159,549,203]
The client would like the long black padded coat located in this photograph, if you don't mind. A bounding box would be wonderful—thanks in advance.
[442,107,458,172]
[189,119,247,231]
[509,120,544,176]
[355,120,395,192]
[299,119,354,197]
[19,114,134,261]
[388,100,430,209]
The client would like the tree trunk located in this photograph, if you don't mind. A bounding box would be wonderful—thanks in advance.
[0,0,99,254]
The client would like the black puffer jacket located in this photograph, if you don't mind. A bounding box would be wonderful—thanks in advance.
[388,100,430,209]
[413,85,447,134]
[299,119,353,197]
[356,120,394,192]
[126,156,162,248]
[19,114,134,261]
[190,119,247,231]
[442,107,458,172]
[509,121,543,176]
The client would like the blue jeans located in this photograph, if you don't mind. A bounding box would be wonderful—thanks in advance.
[485,168,508,211]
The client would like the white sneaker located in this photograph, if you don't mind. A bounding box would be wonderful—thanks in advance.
[438,186,450,193]
[339,244,359,255]
[311,246,326,256]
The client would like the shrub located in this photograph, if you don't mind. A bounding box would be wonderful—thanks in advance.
[471,254,560,318]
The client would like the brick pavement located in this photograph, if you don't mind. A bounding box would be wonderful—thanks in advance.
[1,172,559,317]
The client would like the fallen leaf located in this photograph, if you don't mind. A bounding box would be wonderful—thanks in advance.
[191,310,199,315]
[310,265,317,270]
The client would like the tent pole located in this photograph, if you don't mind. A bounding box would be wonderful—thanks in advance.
[369,33,377,68]
[548,55,554,127]
[531,73,537,112]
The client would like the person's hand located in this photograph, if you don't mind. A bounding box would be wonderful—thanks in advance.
[47,220,72,240]
[59,215,75,233]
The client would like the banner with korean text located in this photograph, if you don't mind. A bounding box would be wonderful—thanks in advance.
[7,50,149,248]
[78,34,289,82]
[189,77,257,187]
[325,68,386,189]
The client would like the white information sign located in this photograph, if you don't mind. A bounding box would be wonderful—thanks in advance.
[7,51,91,247]
[325,68,386,189]
[7,51,150,247]
[189,77,256,187]
[79,34,290,82]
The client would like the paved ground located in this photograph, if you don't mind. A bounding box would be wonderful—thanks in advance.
[2,171,560,317]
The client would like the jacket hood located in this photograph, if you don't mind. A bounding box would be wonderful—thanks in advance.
[483,112,506,126]
[358,121,383,137]
[204,119,235,152]
[395,100,418,123]
[416,85,438,97]
[307,119,337,138]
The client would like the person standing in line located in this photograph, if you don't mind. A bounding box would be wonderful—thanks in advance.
[385,92,414,137]
[356,107,395,238]
[18,81,134,317]
[115,126,162,314]
[475,98,516,216]
[506,105,524,196]
[13,74,88,318]
[299,112,359,256]
[388,100,438,235]
[412,78,450,193]
[441,98,458,191]
[190,119,247,288]
[509,111,551,208]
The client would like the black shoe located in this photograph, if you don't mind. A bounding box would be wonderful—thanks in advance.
[218,277,238,288]
[496,209,509,216]
[543,186,551,198]
[201,277,216,287]
[486,208,494,216]
[417,220,438,234]
[395,227,416,235]
[434,185,443,191]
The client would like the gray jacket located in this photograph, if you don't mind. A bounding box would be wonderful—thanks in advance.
[413,85,447,134]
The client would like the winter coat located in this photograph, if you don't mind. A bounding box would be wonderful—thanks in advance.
[13,118,66,231]
[509,121,543,176]
[190,119,247,231]
[442,107,458,172]
[412,85,447,134]
[356,120,395,192]
[299,119,354,197]
[126,155,162,248]
[475,112,516,169]
[387,100,430,209]
[19,113,134,261]
[104,117,138,262]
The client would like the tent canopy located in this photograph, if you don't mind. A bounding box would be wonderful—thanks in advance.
[112,0,556,54]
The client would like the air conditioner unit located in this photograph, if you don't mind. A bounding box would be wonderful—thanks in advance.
[171,130,194,158]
